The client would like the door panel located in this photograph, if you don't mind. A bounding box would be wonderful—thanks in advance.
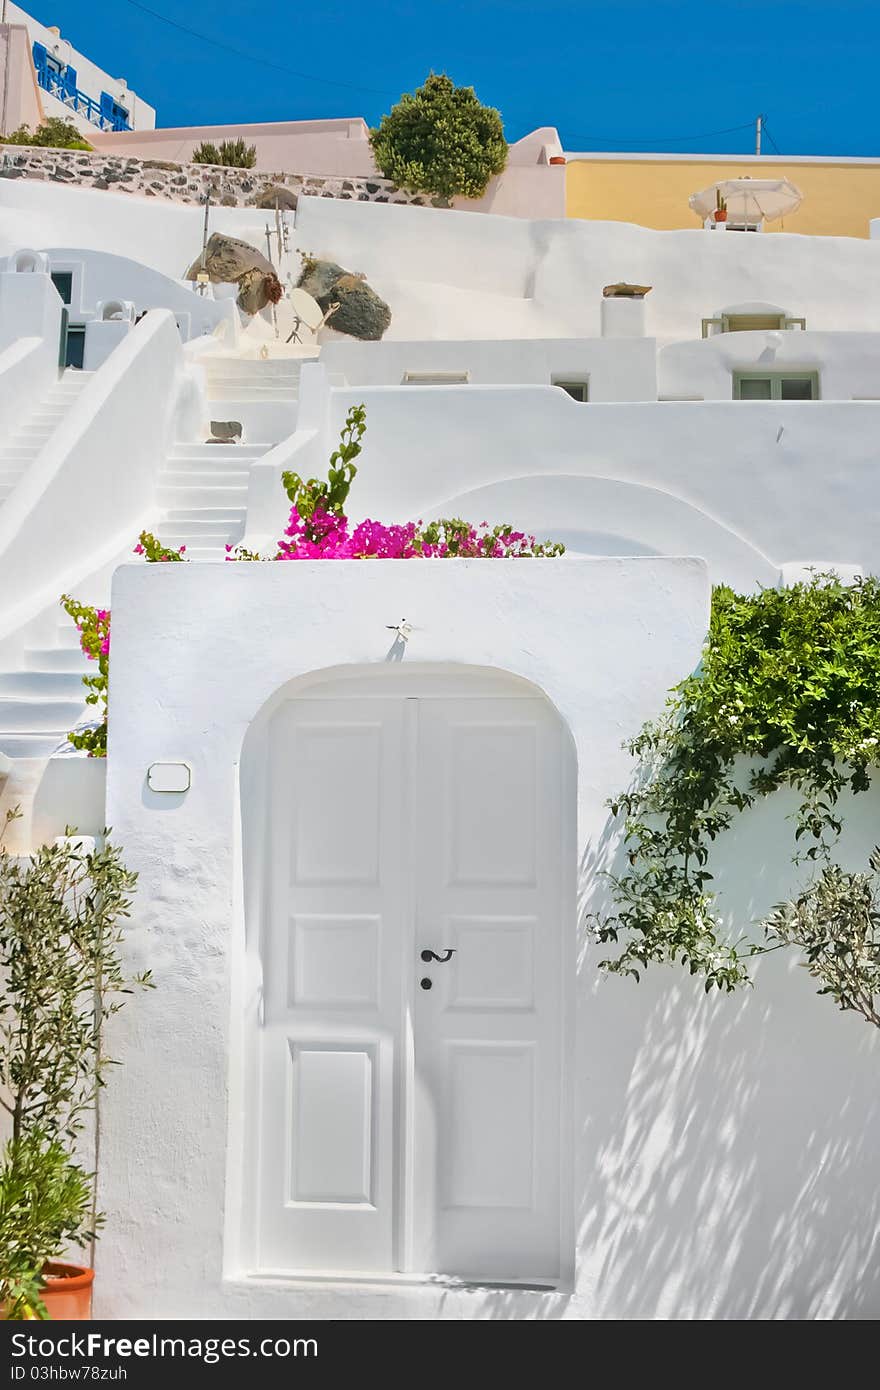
[410,698,564,1280]
[257,699,406,1274]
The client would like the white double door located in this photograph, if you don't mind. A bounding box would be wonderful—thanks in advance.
[257,685,567,1281]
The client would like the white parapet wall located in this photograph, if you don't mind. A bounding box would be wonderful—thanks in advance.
[99,557,880,1320]
[0,308,183,641]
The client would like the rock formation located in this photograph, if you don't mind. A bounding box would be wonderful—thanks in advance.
[297,258,391,340]
[185,232,282,314]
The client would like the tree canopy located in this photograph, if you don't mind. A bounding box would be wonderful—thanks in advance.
[370,74,507,202]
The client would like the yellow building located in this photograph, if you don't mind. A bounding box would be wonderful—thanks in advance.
[565,153,880,238]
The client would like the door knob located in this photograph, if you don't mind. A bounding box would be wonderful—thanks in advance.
[420,948,456,964]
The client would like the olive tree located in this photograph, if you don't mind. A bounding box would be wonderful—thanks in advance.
[370,73,507,202]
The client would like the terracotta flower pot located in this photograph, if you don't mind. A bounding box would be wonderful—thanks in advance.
[40,1262,94,1320]
[548,155,566,166]
[714,209,728,222]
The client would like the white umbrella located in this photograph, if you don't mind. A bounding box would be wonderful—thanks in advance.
[689,177,803,224]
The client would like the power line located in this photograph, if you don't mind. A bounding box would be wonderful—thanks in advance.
[121,0,398,99]
[563,119,758,150]
[761,119,782,156]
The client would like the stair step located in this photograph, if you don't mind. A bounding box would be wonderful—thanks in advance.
[161,468,250,487]
[204,361,301,374]
[0,671,89,699]
[0,696,87,732]
[169,444,270,459]
[161,504,247,521]
[157,487,248,509]
[0,733,73,758]
[207,388,298,398]
[25,647,91,673]
[158,526,244,541]
[55,625,86,649]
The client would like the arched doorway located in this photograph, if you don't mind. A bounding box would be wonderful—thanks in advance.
[236,663,575,1283]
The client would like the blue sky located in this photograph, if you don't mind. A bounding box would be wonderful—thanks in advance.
[29,0,879,155]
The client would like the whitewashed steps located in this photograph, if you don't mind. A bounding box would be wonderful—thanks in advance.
[151,438,275,557]
[203,357,301,402]
[0,671,89,699]
[0,373,285,757]
[0,370,93,507]
[0,696,87,732]
[25,646,91,673]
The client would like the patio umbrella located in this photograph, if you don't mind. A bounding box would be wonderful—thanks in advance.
[689,177,803,224]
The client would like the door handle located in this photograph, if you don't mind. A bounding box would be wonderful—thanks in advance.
[420,948,456,964]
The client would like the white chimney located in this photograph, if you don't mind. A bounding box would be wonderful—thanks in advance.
[601,282,651,338]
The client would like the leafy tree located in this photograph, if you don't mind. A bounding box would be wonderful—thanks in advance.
[192,138,257,168]
[370,73,507,202]
[765,853,880,1029]
[0,816,149,1315]
[2,118,91,150]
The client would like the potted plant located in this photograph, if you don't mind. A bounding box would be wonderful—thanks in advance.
[714,191,728,223]
[0,811,148,1319]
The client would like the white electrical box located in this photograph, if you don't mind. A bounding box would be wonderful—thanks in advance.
[148,762,192,793]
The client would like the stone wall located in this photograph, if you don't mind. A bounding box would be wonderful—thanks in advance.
[0,145,440,208]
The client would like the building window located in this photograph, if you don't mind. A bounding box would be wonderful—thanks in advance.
[50,272,73,305]
[725,313,785,332]
[553,379,589,402]
[401,371,469,385]
[734,372,818,400]
[63,326,86,370]
[702,311,806,337]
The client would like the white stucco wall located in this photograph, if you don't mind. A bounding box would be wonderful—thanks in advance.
[0,267,61,443]
[0,309,182,640]
[659,330,880,400]
[3,184,880,348]
[32,248,231,341]
[99,558,880,1320]
[319,337,658,400]
[317,386,879,587]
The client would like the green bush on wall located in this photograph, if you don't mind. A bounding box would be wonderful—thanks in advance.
[590,572,880,1025]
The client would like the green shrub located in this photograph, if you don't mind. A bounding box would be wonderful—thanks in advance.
[591,573,880,1002]
[191,138,257,168]
[370,73,507,202]
[1,118,91,150]
[0,818,148,1316]
[0,1135,93,1319]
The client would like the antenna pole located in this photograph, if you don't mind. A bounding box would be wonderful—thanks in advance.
[755,113,762,157]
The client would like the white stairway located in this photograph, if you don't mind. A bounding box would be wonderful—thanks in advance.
[0,370,93,506]
[0,614,93,760]
[203,356,301,403]
[0,357,300,760]
[155,442,271,559]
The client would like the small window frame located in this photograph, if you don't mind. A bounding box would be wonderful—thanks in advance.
[401,370,470,385]
[733,371,819,401]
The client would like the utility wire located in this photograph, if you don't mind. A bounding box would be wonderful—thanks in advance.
[121,0,399,99]
[564,119,758,149]
[761,119,782,155]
